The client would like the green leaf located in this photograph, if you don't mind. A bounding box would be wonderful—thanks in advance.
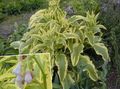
[71,43,84,66]
[85,32,94,45]
[31,34,43,41]
[78,29,85,43]
[21,45,30,53]
[62,73,75,89]
[4,84,20,89]
[31,44,45,53]
[0,73,15,81]
[67,40,74,52]
[63,33,79,39]
[33,54,52,89]
[5,85,16,89]
[10,41,21,49]
[0,56,12,63]
[80,55,98,81]
[25,83,42,89]
[52,83,61,89]
[55,54,68,82]
[55,35,66,45]
[68,15,85,24]
[93,43,110,62]
[97,24,106,30]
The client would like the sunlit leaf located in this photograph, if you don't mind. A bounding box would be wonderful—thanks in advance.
[55,54,68,82]
[0,73,15,81]
[10,41,21,49]
[68,15,85,24]
[63,33,79,39]
[93,43,110,62]
[71,43,84,66]
[80,55,98,81]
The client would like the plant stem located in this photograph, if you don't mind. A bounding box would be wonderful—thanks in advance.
[33,56,47,89]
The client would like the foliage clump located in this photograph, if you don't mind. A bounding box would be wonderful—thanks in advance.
[9,0,110,88]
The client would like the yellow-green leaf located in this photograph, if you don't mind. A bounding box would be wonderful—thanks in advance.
[55,54,68,82]
[0,73,15,81]
[63,33,79,39]
[68,15,85,24]
[10,41,21,49]
[71,43,84,66]
[93,43,110,62]
[80,55,98,81]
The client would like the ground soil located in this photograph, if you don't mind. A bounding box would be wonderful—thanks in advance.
[0,11,36,38]
[107,68,120,89]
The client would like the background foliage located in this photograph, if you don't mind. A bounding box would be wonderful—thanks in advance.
[98,0,120,73]
[0,23,28,56]
[0,0,47,23]
[60,0,99,15]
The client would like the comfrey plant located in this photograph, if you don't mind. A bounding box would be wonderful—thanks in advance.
[11,0,110,89]
[12,57,33,88]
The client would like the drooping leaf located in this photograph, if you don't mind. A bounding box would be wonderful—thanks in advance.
[55,54,68,82]
[78,29,85,43]
[93,43,110,62]
[80,55,98,81]
[85,31,94,45]
[68,15,85,24]
[67,40,74,52]
[71,43,84,66]
[97,24,106,30]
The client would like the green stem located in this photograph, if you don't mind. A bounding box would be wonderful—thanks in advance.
[33,56,47,89]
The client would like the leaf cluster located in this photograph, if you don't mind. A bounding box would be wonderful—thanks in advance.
[10,0,110,88]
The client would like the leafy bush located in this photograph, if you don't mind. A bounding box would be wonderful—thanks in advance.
[10,0,110,88]
[0,0,47,22]
[2,1,22,15]
[0,12,5,22]
[0,3,5,22]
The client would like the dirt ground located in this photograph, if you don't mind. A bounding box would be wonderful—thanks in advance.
[107,68,120,89]
[0,11,35,38]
